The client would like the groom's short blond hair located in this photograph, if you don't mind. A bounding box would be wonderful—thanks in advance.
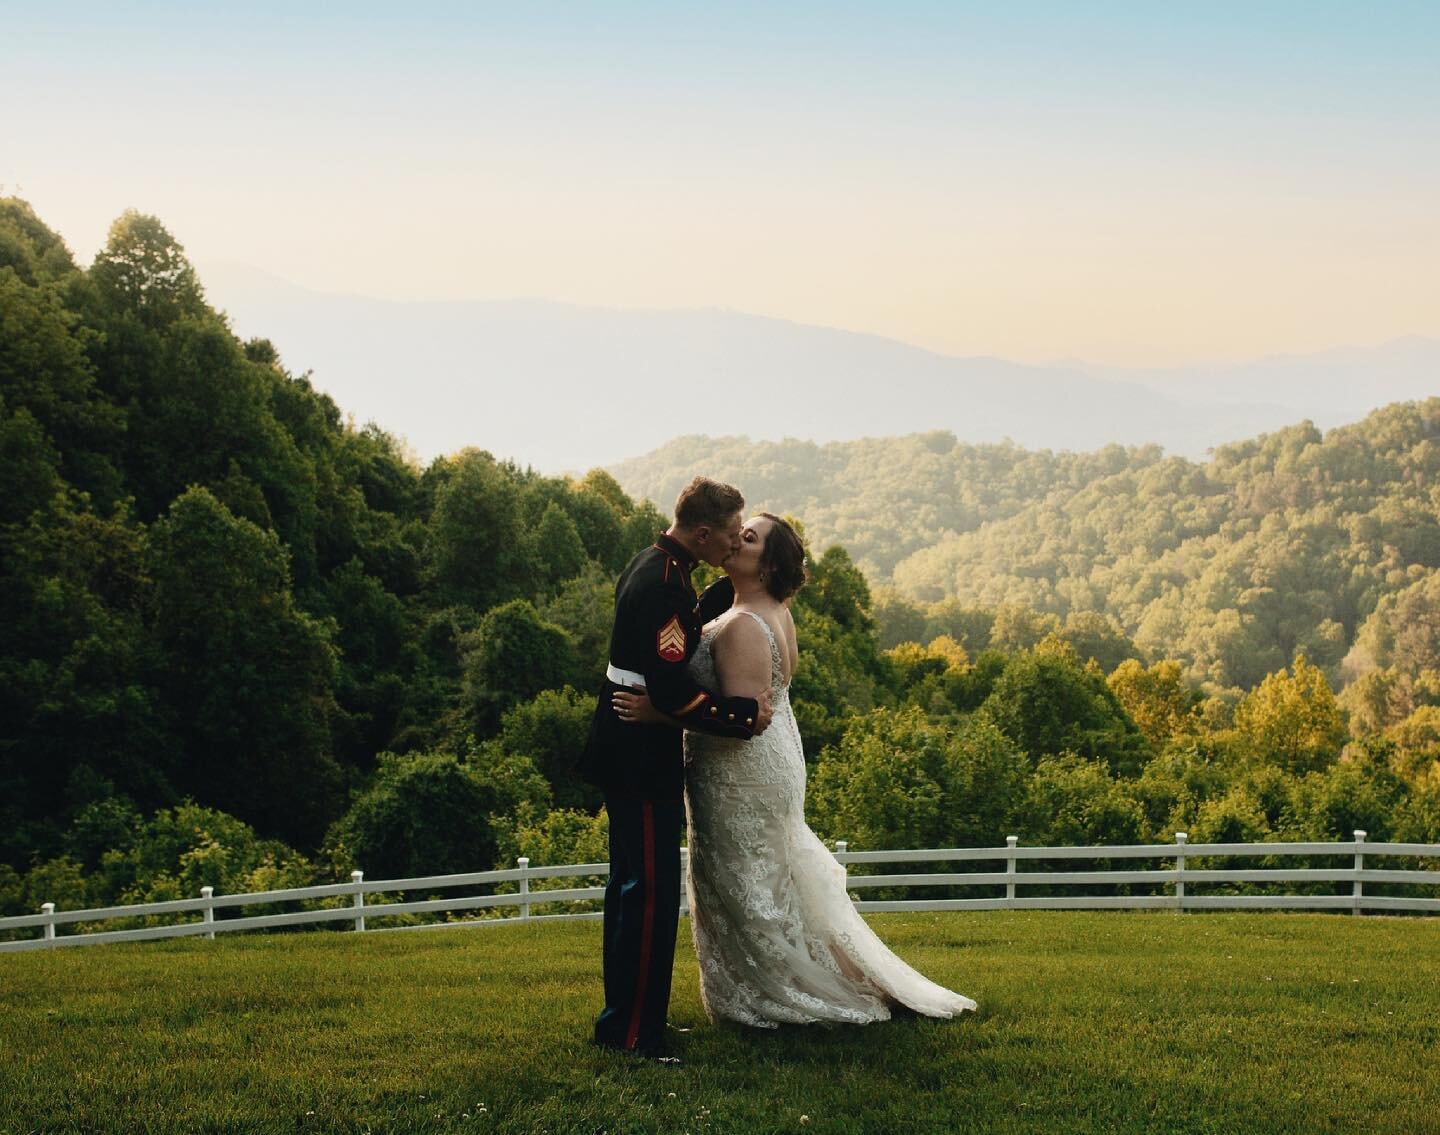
[674,477,744,531]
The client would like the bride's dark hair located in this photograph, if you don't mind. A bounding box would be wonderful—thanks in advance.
[758,513,808,601]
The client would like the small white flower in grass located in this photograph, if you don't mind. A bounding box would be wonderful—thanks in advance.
[800,1116,810,1125]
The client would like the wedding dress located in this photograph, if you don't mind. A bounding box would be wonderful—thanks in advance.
[683,609,977,1027]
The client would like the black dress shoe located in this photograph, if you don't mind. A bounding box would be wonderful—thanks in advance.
[593,1037,683,1065]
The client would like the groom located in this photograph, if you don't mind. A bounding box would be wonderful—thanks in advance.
[579,476,774,1061]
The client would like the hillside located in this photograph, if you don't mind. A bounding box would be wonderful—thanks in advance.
[612,403,1440,691]
[5,197,1437,925]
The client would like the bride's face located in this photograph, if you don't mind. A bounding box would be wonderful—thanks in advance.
[724,516,775,582]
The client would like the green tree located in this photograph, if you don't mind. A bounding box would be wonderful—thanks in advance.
[492,801,610,872]
[1231,655,1348,774]
[1107,659,1200,747]
[1281,745,1404,841]
[318,557,412,766]
[797,546,875,635]
[807,707,1026,851]
[980,638,1152,776]
[1393,777,1440,843]
[0,489,171,868]
[147,486,343,846]
[324,749,548,880]
[1339,668,1410,735]
[1383,706,1440,782]
[924,600,994,654]
[532,501,588,589]
[1189,787,1272,845]
[806,708,949,850]
[873,588,928,649]
[1131,738,1239,841]
[458,599,575,735]
[1020,754,1146,847]
[89,210,207,329]
[424,449,527,610]
[538,561,615,691]
[0,398,62,528]
[0,196,80,285]
[943,712,1029,848]
[489,687,600,812]
[1354,571,1440,682]
[88,801,317,910]
[790,544,891,752]
[989,605,1062,653]
[1060,611,1140,673]
[0,262,124,505]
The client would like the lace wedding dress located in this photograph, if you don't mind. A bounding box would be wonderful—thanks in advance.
[683,609,977,1027]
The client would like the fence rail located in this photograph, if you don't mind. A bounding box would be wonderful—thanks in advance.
[3,831,1437,953]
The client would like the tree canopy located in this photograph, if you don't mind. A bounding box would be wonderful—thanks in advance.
[3,198,1437,920]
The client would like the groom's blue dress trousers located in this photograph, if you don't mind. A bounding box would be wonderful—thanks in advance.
[580,533,759,1053]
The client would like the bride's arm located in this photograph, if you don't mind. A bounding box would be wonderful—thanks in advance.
[711,615,772,701]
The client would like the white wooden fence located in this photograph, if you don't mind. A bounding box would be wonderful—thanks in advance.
[3,831,1437,954]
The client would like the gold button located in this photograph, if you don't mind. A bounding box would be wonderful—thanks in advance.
[710,707,718,715]
[728,713,735,721]
[746,718,754,726]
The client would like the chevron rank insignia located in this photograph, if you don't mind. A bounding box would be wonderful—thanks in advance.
[656,616,687,662]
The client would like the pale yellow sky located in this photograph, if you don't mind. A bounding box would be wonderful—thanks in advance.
[6,4,1438,367]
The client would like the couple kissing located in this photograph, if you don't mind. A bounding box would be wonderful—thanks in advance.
[579,476,974,1065]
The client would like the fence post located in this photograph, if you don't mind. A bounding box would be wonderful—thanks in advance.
[517,858,530,921]
[1174,832,1188,913]
[351,870,365,932]
[1005,836,1018,908]
[1353,830,1367,916]
[41,902,55,947]
[200,886,215,940]
[679,847,689,917]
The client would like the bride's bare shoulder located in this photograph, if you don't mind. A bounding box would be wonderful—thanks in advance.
[713,609,769,651]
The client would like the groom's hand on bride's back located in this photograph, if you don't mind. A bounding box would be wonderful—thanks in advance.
[752,689,774,734]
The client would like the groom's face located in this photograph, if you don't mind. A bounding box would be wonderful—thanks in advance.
[698,511,744,568]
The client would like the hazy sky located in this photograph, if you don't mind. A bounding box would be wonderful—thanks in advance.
[5,2,1438,366]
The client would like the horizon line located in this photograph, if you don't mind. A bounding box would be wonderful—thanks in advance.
[199,258,1440,376]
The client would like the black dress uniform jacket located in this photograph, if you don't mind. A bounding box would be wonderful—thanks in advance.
[579,533,759,800]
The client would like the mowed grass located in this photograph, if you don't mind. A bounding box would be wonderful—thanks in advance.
[2,912,1437,1135]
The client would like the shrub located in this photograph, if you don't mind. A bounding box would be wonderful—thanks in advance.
[324,748,549,880]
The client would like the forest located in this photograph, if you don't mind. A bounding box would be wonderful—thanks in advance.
[1,198,1437,923]
[613,409,1440,700]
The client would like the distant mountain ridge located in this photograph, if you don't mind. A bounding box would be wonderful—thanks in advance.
[201,262,1439,473]
[1069,335,1440,421]
[610,401,1440,694]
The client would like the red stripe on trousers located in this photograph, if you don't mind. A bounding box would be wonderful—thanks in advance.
[625,801,657,1050]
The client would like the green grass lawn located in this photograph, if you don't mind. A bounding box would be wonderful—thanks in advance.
[2,911,1437,1135]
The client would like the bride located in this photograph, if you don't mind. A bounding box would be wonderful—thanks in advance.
[614,513,976,1028]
